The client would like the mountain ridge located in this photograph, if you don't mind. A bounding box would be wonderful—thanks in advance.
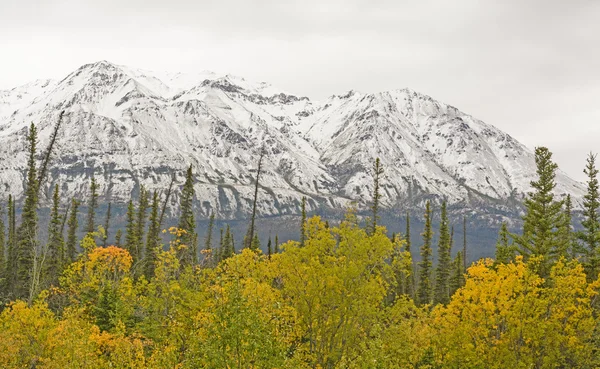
[0,60,584,223]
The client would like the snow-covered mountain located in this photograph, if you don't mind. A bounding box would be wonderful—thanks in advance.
[0,60,585,221]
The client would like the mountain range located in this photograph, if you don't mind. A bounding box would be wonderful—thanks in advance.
[0,60,585,225]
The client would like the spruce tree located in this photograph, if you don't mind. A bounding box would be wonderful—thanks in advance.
[434,201,451,305]
[267,236,272,259]
[514,147,563,277]
[102,202,112,247]
[124,200,137,257]
[45,185,64,287]
[369,157,384,235]
[0,204,5,293]
[145,191,160,279]
[15,123,39,300]
[205,212,215,257]
[221,225,234,260]
[449,251,464,296]
[178,165,197,266]
[300,197,307,246]
[65,198,79,263]
[85,175,99,234]
[134,186,149,264]
[405,212,415,299]
[251,233,260,252]
[244,148,264,249]
[274,234,279,254]
[115,229,123,248]
[5,195,17,294]
[417,201,433,306]
[495,222,514,264]
[580,153,600,279]
[557,194,577,258]
[463,216,467,271]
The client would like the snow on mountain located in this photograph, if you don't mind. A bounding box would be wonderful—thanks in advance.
[0,61,585,221]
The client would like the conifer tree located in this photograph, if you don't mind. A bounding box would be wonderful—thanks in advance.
[369,157,384,235]
[85,175,99,234]
[463,216,467,271]
[124,200,137,257]
[221,225,235,260]
[274,234,279,254]
[267,236,272,259]
[580,153,600,279]
[405,212,415,298]
[449,251,464,295]
[0,204,5,292]
[5,195,17,293]
[134,186,149,264]
[557,194,577,258]
[216,227,224,264]
[65,198,79,263]
[495,222,514,264]
[102,202,111,247]
[300,197,307,246]
[245,148,264,249]
[178,165,197,266]
[115,229,123,248]
[205,212,215,254]
[514,147,563,277]
[44,184,64,287]
[434,201,451,305]
[145,191,160,279]
[15,123,39,300]
[417,201,433,306]
[251,234,260,252]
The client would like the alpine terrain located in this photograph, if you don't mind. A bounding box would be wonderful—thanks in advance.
[0,60,585,224]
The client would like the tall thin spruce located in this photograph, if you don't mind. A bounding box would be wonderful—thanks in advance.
[85,175,99,234]
[370,157,384,235]
[417,201,433,306]
[65,198,79,263]
[580,152,600,280]
[178,165,197,266]
[102,202,112,247]
[245,146,265,249]
[300,197,307,246]
[434,201,451,305]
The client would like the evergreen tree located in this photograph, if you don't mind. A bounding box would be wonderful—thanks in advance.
[221,225,235,260]
[274,234,279,254]
[178,165,197,266]
[5,195,17,293]
[145,191,160,279]
[405,212,415,299]
[205,212,215,261]
[44,184,64,288]
[514,147,563,277]
[85,175,99,234]
[300,197,307,246]
[245,148,264,249]
[557,194,577,259]
[463,216,467,271]
[580,153,600,280]
[251,234,260,252]
[102,202,112,247]
[449,251,464,295]
[434,201,451,305]
[495,222,515,264]
[65,198,79,263]
[115,229,123,248]
[267,236,272,259]
[0,204,5,293]
[369,157,384,235]
[417,201,433,306]
[124,200,137,257]
[15,123,39,300]
[134,186,149,264]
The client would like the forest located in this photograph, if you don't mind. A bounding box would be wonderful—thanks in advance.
[1,122,600,368]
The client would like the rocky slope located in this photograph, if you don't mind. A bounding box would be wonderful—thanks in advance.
[0,61,584,222]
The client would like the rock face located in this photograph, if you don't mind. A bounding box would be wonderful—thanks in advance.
[0,60,584,222]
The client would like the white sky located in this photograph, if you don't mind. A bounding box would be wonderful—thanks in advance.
[1,0,599,181]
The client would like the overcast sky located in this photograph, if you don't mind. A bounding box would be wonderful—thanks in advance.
[1,0,599,181]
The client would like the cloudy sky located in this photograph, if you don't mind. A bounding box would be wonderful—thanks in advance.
[1,0,599,181]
